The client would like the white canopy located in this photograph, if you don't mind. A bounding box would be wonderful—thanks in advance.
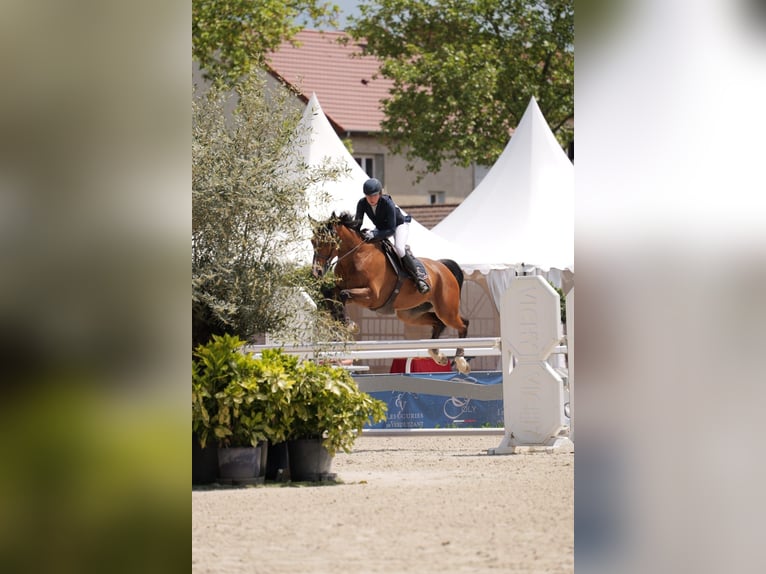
[297,93,470,262]
[432,97,574,274]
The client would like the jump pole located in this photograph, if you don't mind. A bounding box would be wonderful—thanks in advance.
[488,275,574,455]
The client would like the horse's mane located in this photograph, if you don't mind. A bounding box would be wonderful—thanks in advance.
[332,211,362,232]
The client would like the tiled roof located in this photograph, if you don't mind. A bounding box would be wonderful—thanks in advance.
[266,30,393,133]
[400,204,461,230]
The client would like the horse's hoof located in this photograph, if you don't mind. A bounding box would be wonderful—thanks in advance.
[428,349,449,366]
[339,290,351,302]
[454,356,471,375]
[346,321,359,334]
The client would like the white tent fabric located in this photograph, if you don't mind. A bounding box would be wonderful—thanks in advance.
[297,94,371,219]
[297,93,471,263]
[432,97,574,274]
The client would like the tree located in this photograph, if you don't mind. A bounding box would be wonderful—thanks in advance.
[192,77,348,347]
[193,0,340,86]
[347,0,573,174]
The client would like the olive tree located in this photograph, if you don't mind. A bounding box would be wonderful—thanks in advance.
[192,77,347,347]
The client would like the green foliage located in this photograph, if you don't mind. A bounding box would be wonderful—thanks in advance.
[548,281,567,324]
[192,337,302,447]
[192,337,387,454]
[192,334,266,448]
[193,0,340,87]
[288,361,387,455]
[192,76,349,347]
[347,0,573,176]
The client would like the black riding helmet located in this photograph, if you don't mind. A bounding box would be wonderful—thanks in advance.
[363,178,383,196]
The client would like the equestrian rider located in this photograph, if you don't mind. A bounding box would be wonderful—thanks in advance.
[354,178,431,294]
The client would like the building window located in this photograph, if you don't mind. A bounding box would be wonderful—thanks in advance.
[355,156,375,178]
[429,191,446,205]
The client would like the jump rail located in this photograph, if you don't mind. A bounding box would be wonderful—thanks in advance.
[243,336,566,404]
[244,276,574,454]
[243,337,566,361]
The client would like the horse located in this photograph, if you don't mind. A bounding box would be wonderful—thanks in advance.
[310,211,471,374]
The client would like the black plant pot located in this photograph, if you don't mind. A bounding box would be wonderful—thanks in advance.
[192,433,219,485]
[265,441,290,482]
[218,444,265,481]
[288,438,334,482]
[260,440,269,478]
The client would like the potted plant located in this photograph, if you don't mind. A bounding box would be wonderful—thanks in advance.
[245,348,301,481]
[286,360,387,481]
[193,338,387,483]
[192,334,271,482]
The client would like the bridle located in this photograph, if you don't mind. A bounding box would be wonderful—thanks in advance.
[312,224,366,276]
[312,251,335,276]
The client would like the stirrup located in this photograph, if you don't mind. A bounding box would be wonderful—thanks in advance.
[416,279,430,294]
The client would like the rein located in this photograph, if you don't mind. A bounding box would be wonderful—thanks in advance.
[315,227,366,273]
[336,237,365,263]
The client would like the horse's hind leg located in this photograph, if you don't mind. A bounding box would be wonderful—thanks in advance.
[431,297,471,373]
[428,315,471,373]
[453,318,471,374]
[395,309,449,366]
[427,315,449,366]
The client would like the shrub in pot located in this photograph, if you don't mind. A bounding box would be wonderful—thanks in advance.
[286,360,387,481]
[245,348,301,481]
[192,338,387,482]
[192,334,272,480]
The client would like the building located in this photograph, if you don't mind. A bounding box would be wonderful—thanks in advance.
[265,29,482,208]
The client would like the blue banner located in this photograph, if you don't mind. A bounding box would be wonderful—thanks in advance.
[364,372,504,430]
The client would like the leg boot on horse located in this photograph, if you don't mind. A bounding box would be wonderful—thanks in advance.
[402,246,430,294]
[321,284,358,333]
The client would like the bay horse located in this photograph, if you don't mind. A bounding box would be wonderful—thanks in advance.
[311,211,471,374]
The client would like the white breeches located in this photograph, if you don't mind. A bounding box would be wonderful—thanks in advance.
[390,222,409,258]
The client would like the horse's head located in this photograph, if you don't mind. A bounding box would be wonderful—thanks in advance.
[309,212,363,278]
[310,215,338,278]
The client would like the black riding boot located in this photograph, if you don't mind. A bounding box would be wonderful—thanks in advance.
[403,246,430,294]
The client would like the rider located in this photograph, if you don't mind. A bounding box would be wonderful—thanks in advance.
[354,178,430,294]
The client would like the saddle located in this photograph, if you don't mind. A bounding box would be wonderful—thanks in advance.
[371,239,408,315]
[379,240,406,277]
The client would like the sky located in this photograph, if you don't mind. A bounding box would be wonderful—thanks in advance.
[330,0,362,29]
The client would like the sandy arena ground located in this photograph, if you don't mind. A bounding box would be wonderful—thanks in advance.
[192,434,573,573]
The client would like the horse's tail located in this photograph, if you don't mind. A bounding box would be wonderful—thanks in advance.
[439,259,464,292]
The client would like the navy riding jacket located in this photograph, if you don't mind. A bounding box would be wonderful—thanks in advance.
[354,194,411,241]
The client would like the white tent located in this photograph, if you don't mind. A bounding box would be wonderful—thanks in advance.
[297,93,471,263]
[433,97,573,271]
[432,97,574,303]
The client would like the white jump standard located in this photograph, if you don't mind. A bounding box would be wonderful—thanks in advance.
[488,275,573,454]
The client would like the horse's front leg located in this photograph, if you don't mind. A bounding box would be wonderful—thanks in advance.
[329,291,358,334]
[320,287,358,333]
[339,286,375,305]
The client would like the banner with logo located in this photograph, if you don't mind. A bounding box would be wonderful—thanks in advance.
[364,372,504,430]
